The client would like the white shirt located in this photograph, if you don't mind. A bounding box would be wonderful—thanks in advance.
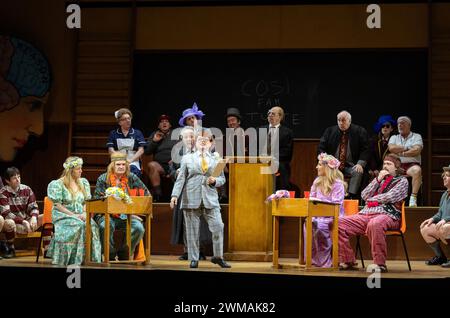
[389,132,423,164]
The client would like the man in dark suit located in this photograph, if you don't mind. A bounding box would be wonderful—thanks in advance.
[318,110,369,199]
[261,106,293,190]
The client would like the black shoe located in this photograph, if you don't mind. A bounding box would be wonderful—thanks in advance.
[199,251,206,260]
[109,252,117,261]
[211,257,231,268]
[377,264,388,273]
[425,256,448,265]
[178,252,188,260]
[117,245,130,260]
[190,260,198,268]
[2,247,15,259]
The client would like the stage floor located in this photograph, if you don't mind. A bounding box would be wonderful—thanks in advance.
[1,255,449,280]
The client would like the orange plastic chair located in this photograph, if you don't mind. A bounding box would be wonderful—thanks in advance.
[128,188,147,262]
[343,199,359,216]
[36,197,54,262]
[134,240,146,262]
[355,201,411,271]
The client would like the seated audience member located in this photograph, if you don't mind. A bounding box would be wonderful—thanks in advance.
[368,115,396,179]
[145,114,178,201]
[420,164,450,268]
[107,107,146,178]
[224,107,248,157]
[0,167,42,258]
[170,129,230,269]
[338,154,408,272]
[94,152,150,261]
[388,116,423,207]
[318,110,369,200]
[47,157,102,265]
[307,153,346,267]
[179,102,205,133]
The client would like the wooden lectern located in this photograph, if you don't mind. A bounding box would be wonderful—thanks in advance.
[225,156,273,261]
[272,198,340,270]
[85,196,152,265]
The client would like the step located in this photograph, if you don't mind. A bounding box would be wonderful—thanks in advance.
[431,155,450,170]
[72,152,110,167]
[431,190,445,206]
[76,97,129,107]
[73,136,108,149]
[77,79,129,90]
[78,63,129,74]
[431,172,444,189]
[77,73,129,81]
[431,138,450,154]
[75,115,120,123]
[76,106,119,115]
[82,168,105,183]
[431,123,450,137]
[76,89,129,98]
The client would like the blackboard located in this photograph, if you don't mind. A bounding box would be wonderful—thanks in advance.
[132,51,427,138]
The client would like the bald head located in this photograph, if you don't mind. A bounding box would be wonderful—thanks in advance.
[337,110,352,131]
[267,106,284,126]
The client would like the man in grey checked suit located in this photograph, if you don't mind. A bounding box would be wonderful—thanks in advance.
[170,129,231,268]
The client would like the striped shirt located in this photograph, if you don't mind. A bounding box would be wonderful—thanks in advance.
[359,175,408,220]
[0,184,39,224]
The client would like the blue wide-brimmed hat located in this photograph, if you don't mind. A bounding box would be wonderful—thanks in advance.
[373,115,396,133]
[178,102,205,127]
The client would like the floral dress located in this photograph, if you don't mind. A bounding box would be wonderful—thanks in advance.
[47,178,102,266]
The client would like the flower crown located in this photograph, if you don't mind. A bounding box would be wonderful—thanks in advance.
[317,153,340,170]
[105,187,133,204]
[63,157,83,170]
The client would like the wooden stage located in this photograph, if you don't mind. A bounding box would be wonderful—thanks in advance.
[1,255,449,291]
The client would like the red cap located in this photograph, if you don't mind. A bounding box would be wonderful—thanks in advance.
[158,114,170,123]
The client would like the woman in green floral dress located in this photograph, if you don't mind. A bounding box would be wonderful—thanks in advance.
[47,156,102,265]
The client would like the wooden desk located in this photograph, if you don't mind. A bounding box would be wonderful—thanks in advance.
[272,198,340,270]
[85,196,152,265]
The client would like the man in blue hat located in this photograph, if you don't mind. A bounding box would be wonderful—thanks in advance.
[368,115,396,179]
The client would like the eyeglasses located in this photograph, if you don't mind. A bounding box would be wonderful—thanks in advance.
[381,124,391,128]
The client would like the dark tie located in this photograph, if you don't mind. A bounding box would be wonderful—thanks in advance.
[339,131,348,171]
[267,127,276,155]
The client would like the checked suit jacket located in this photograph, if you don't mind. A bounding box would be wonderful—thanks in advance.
[171,151,226,210]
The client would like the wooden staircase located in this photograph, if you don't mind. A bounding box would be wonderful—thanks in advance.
[71,7,133,188]
[430,34,450,205]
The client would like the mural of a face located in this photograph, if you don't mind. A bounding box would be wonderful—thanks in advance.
[0,36,51,162]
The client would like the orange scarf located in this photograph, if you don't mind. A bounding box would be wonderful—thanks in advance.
[109,174,129,193]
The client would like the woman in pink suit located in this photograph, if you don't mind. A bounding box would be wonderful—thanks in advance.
[307,153,346,267]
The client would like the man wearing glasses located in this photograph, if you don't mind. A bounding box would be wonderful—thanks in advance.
[107,108,146,177]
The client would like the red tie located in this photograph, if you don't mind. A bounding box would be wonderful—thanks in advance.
[339,131,348,171]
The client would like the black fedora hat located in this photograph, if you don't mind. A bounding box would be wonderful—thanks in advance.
[225,107,241,120]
